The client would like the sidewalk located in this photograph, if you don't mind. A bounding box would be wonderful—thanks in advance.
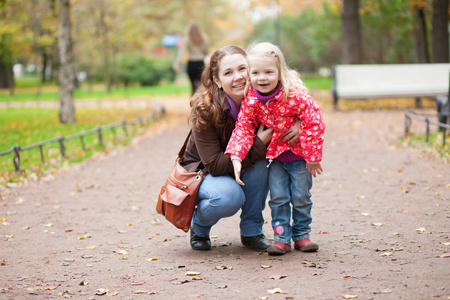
[0,99,449,299]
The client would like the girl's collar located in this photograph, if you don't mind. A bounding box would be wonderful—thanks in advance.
[253,82,282,102]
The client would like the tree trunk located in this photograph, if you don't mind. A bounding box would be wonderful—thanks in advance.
[0,61,15,95]
[42,51,47,83]
[58,0,76,123]
[413,5,430,63]
[99,0,111,93]
[342,0,362,64]
[432,0,449,63]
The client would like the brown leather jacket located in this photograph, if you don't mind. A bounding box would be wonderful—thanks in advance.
[181,109,267,177]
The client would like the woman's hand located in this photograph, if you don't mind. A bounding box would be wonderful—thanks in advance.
[256,124,274,146]
[232,159,245,186]
[281,119,301,144]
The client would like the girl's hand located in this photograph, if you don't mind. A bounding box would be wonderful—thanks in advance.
[281,119,301,144]
[256,124,274,146]
[232,159,245,186]
[306,162,323,178]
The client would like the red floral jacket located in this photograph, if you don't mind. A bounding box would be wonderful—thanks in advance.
[225,86,325,163]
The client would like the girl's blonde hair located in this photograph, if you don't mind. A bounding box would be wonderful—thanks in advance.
[186,20,206,46]
[245,42,307,98]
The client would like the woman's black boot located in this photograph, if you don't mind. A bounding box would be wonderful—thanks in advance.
[190,229,211,250]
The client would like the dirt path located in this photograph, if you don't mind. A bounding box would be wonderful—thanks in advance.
[0,96,449,300]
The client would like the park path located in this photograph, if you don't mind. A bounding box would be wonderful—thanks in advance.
[0,95,449,300]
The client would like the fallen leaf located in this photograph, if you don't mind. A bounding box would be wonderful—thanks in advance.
[215,265,227,270]
[127,223,133,226]
[356,195,365,199]
[342,295,358,299]
[85,246,96,250]
[116,250,127,255]
[416,227,426,233]
[77,233,92,240]
[438,253,450,258]
[318,231,328,234]
[260,265,272,269]
[15,197,25,204]
[185,271,201,276]
[96,289,108,295]
[380,252,392,257]
[361,213,370,216]
[0,218,7,221]
[267,288,282,294]
[146,257,157,261]
[269,275,286,280]
[371,222,384,227]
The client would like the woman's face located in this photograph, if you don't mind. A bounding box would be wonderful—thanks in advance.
[213,54,248,104]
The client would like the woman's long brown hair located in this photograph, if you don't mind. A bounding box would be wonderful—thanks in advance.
[189,45,246,132]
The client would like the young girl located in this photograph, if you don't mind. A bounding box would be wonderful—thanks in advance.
[225,42,325,256]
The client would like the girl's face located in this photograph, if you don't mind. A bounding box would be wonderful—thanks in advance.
[248,56,280,95]
[214,54,248,104]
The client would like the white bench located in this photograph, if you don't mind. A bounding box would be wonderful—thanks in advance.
[332,63,450,110]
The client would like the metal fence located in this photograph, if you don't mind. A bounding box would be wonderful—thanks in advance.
[0,106,165,171]
[404,110,450,146]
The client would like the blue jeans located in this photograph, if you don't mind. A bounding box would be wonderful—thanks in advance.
[269,160,313,244]
[191,159,269,237]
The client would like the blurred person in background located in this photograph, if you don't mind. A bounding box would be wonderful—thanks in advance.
[173,20,209,95]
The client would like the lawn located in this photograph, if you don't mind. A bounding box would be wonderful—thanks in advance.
[0,76,334,102]
[0,106,162,181]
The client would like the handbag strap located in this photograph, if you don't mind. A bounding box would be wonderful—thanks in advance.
[178,130,192,158]
[178,130,208,176]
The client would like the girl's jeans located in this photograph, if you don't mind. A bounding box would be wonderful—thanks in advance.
[191,159,269,237]
[269,160,313,244]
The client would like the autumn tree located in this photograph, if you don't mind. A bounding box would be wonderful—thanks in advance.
[342,0,362,64]
[412,0,430,63]
[432,0,449,62]
[58,0,76,123]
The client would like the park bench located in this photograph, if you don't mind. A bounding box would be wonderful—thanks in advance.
[332,63,450,110]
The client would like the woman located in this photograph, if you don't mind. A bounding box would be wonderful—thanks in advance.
[173,20,209,95]
[181,45,300,251]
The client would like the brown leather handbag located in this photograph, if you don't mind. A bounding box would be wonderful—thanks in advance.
[156,131,206,232]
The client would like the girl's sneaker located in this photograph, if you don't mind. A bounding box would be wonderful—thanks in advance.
[267,242,291,256]
[294,238,319,252]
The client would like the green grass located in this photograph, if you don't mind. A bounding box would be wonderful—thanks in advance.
[401,132,450,161]
[0,81,191,102]
[0,76,332,102]
[0,107,161,181]
[303,76,333,90]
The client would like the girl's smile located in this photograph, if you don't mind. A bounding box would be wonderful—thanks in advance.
[248,56,280,95]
